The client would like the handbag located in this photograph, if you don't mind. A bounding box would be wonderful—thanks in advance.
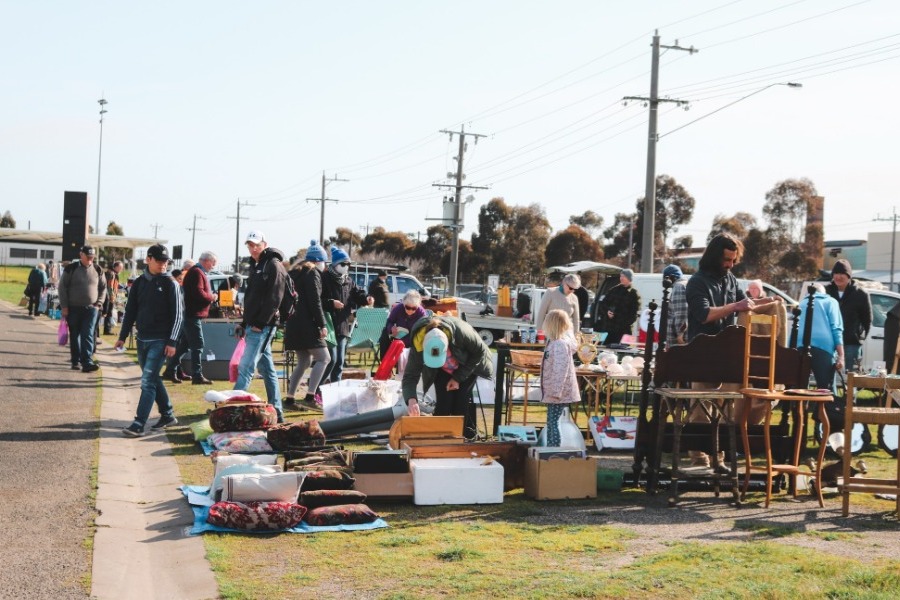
[57,319,69,346]
[324,312,337,347]
[228,337,246,383]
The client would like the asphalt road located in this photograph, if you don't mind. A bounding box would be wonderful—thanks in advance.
[0,303,96,599]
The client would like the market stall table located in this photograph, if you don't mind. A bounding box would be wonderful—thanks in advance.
[503,363,604,436]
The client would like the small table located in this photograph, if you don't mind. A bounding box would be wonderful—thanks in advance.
[504,364,605,435]
[739,388,832,508]
[493,341,546,435]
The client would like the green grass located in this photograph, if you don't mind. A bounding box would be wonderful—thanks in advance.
[0,265,31,304]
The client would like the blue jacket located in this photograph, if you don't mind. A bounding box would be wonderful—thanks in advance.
[796,292,844,355]
[119,271,184,346]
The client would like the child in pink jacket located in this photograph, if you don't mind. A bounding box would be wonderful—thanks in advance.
[540,309,580,446]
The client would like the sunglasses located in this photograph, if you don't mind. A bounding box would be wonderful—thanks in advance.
[404,306,417,312]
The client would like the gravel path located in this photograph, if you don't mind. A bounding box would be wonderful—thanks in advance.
[0,305,96,599]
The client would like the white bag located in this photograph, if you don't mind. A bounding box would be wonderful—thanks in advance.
[212,463,283,500]
[221,472,304,503]
[213,454,278,479]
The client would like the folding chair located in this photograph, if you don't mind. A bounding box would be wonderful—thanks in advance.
[346,307,390,369]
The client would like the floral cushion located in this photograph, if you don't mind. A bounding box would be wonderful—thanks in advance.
[303,503,379,526]
[207,501,306,531]
[266,420,326,451]
[300,470,355,491]
[299,489,367,509]
[209,404,278,432]
[207,431,274,453]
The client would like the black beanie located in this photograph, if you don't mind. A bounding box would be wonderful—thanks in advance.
[832,259,852,278]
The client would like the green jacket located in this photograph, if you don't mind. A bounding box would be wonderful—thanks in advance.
[401,315,493,400]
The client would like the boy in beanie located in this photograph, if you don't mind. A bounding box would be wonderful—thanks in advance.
[825,259,871,372]
[320,246,374,383]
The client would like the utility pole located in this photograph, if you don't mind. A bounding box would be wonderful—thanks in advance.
[307,172,348,245]
[624,31,696,273]
[227,199,253,273]
[626,214,635,269]
[433,125,488,296]
[187,214,205,259]
[875,207,899,289]
[149,223,163,239]
[95,98,108,235]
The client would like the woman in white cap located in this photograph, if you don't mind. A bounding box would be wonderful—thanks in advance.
[402,315,493,439]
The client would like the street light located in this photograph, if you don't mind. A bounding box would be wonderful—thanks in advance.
[95,98,108,234]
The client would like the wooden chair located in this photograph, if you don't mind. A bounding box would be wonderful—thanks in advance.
[841,373,900,517]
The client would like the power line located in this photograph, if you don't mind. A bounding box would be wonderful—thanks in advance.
[306,172,349,245]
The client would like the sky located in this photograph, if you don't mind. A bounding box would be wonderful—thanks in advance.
[2,0,898,272]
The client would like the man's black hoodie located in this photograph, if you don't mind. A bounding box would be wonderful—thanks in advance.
[242,247,288,329]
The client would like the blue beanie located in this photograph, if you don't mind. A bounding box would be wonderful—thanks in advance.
[304,240,327,262]
[330,246,350,265]
[663,264,683,280]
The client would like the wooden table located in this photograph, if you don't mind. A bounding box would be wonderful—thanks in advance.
[739,388,832,507]
[493,341,545,435]
[504,363,606,435]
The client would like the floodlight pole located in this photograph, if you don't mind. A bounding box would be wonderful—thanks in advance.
[95,98,108,234]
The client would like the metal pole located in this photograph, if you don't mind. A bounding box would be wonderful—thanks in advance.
[640,34,660,274]
[891,207,897,290]
[190,214,197,258]
[234,200,240,273]
[95,98,108,234]
[448,126,466,297]
[319,171,326,245]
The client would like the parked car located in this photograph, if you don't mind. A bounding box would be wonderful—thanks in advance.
[207,272,247,305]
[861,289,900,372]
[348,266,429,306]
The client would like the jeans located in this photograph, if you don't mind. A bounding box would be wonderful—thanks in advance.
[66,305,99,367]
[131,339,175,429]
[234,326,283,421]
[844,344,861,373]
[809,346,836,390]
[167,317,205,378]
[322,335,350,383]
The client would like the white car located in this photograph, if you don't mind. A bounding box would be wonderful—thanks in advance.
[862,289,900,372]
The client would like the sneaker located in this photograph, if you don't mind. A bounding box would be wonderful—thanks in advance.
[151,415,178,430]
[283,396,296,407]
[297,395,321,411]
[82,363,100,373]
[191,376,213,385]
[165,372,182,384]
[122,424,145,437]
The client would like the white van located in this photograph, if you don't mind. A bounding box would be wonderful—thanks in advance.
[348,266,429,306]
[546,261,797,337]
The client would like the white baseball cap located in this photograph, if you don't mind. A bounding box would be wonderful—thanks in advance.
[423,328,449,368]
[245,230,266,244]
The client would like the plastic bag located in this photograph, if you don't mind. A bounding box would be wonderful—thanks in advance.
[57,319,69,346]
[229,337,246,383]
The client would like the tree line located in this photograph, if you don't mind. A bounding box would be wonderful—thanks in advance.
[304,175,822,292]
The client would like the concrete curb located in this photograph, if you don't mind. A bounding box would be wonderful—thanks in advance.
[91,344,218,600]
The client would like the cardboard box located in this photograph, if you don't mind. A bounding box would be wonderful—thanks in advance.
[410,458,504,505]
[388,416,465,450]
[524,456,599,500]
[402,441,526,491]
[353,472,414,499]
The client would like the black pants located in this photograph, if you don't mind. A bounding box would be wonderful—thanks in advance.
[431,369,478,439]
[27,290,42,315]
[165,317,205,378]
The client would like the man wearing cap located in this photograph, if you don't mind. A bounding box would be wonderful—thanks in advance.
[234,231,289,422]
[535,273,582,333]
[320,246,374,384]
[402,315,493,439]
[367,269,390,308]
[596,269,640,345]
[825,259,871,372]
[59,245,107,372]
[116,244,184,436]
[662,264,689,349]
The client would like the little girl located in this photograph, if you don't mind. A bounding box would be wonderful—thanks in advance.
[540,309,580,447]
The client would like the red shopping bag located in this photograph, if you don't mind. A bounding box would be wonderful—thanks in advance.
[57,319,69,346]
[229,338,246,383]
[373,339,405,380]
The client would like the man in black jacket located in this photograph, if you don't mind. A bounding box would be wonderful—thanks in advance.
[116,244,184,436]
[597,269,641,344]
[825,259,872,373]
[233,231,289,422]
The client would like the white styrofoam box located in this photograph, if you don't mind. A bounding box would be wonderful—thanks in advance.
[410,458,504,505]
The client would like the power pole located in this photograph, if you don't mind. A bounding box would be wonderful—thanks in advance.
[624,31,697,273]
[307,172,348,245]
[626,214,635,269]
[187,214,205,259]
[875,207,899,290]
[433,125,488,296]
[227,199,253,273]
[149,223,163,239]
